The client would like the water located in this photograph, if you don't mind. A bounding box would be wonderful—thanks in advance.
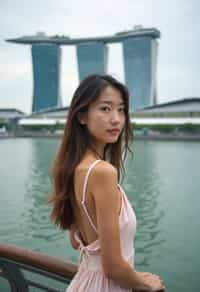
[0,138,199,291]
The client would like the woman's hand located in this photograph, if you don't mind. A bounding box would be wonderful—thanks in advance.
[134,271,165,292]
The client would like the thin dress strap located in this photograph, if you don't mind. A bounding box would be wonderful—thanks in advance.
[81,159,101,234]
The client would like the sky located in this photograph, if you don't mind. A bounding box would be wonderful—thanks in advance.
[0,0,200,114]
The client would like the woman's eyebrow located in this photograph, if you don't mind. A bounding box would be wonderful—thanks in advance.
[98,100,125,105]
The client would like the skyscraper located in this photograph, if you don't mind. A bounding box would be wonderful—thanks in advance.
[76,42,108,81]
[7,27,160,113]
[32,44,61,112]
[122,37,158,112]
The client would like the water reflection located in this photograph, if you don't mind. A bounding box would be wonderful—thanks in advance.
[0,138,34,242]
[21,139,64,248]
[124,141,166,268]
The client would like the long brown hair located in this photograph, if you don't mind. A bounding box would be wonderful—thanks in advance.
[49,74,133,230]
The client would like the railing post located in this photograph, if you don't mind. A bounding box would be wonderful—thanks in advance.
[0,260,29,292]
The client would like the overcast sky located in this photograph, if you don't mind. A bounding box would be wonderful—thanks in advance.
[0,0,200,113]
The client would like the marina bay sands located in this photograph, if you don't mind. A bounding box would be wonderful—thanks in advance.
[6,26,160,113]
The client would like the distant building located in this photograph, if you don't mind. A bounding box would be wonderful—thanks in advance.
[18,98,200,127]
[32,44,62,112]
[0,108,25,121]
[134,97,200,118]
[29,106,69,119]
[7,27,160,113]
[76,42,108,80]
[0,108,26,133]
[122,36,158,112]
[132,98,200,125]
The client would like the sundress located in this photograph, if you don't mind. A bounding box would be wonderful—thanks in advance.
[66,159,137,291]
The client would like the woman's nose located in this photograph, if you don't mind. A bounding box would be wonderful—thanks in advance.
[110,110,120,124]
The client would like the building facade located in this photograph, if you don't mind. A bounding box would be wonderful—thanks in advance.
[122,37,158,112]
[76,42,108,81]
[32,44,62,112]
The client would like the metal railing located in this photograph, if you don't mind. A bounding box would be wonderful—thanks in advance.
[0,243,78,292]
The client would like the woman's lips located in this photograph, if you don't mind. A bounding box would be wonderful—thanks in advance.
[107,129,120,135]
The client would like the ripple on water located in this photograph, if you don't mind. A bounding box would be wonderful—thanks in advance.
[1,139,200,292]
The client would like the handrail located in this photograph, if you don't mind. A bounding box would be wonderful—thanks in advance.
[0,243,78,279]
[0,243,165,292]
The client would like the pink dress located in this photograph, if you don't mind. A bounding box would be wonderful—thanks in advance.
[66,160,137,291]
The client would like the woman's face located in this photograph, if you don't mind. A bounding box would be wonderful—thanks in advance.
[82,85,126,146]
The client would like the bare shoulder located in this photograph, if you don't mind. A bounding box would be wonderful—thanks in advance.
[93,160,117,177]
[90,160,118,189]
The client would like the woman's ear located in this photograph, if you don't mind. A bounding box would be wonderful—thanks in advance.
[77,112,86,125]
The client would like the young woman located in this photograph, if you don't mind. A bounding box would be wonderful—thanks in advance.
[49,74,165,291]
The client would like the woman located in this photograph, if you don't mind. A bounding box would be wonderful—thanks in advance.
[49,74,165,291]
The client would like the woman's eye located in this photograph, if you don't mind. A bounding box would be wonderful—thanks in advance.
[101,107,110,112]
[118,107,125,112]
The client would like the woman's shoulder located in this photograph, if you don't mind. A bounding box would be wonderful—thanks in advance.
[75,159,118,185]
[94,160,117,174]
[90,160,118,186]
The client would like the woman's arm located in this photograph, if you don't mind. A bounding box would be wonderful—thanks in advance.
[69,224,80,250]
[90,161,164,291]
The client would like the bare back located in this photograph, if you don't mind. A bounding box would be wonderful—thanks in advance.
[73,158,121,246]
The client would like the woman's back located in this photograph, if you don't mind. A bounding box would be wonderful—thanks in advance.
[67,159,137,292]
[73,159,122,246]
